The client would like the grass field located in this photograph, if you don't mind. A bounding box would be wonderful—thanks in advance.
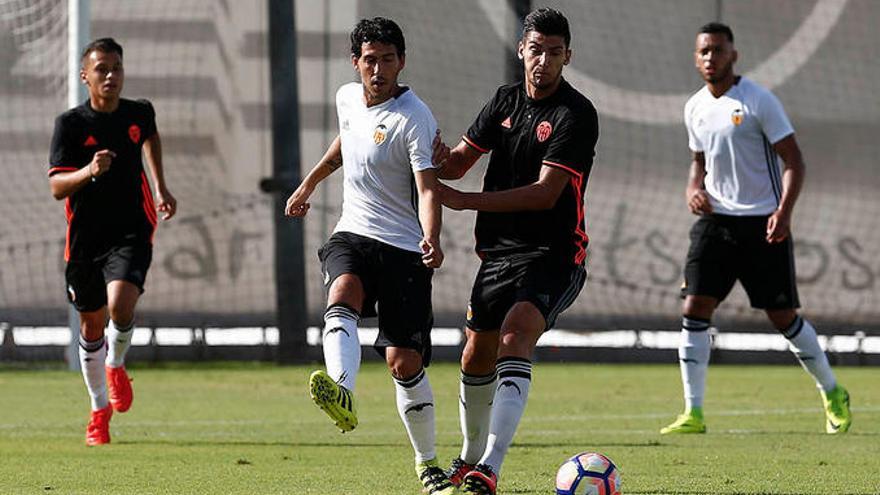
[1,361,878,494]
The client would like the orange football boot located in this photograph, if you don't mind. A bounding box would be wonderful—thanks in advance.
[86,405,113,446]
[106,365,133,412]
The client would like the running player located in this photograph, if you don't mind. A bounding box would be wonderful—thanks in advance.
[660,22,851,435]
[48,38,177,445]
[432,9,598,495]
[284,17,453,495]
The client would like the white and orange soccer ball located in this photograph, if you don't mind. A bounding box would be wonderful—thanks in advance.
[555,452,621,495]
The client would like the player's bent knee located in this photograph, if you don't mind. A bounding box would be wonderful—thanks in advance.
[766,308,798,330]
[79,310,107,340]
[682,295,717,320]
[385,347,423,379]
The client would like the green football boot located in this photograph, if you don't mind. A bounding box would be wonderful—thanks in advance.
[415,458,456,495]
[660,407,706,434]
[821,385,852,434]
[308,370,358,433]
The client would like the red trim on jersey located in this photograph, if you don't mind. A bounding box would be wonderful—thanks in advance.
[48,166,78,176]
[140,172,157,241]
[64,198,73,262]
[462,135,490,154]
[542,160,583,180]
[569,174,589,265]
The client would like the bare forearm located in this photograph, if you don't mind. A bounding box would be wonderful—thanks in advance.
[686,159,706,196]
[777,163,804,215]
[144,133,168,191]
[418,188,442,242]
[437,142,480,180]
[49,168,92,199]
[303,136,342,189]
[773,134,806,216]
[458,183,559,212]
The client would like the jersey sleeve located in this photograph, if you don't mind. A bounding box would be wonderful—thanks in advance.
[405,105,439,173]
[684,98,703,152]
[756,89,794,144]
[48,114,80,176]
[541,104,599,178]
[138,99,158,140]
[463,87,503,154]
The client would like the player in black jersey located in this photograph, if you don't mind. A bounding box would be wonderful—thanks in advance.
[48,38,176,446]
[431,9,598,495]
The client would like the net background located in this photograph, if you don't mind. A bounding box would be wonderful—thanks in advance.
[1,0,878,333]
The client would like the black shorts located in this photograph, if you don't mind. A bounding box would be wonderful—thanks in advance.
[466,251,587,332]
[682,214,800,309]
[318,232,434,362]
[66,242,153,313]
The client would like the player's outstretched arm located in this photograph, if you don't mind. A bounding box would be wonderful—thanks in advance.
[285,135,342,217]
[414,167,443,268]
[49,149,115,200]
[435,138,481,180]
[685,151,712,215]
[766,133,805,243]
[439,164,569,213]
[144,132,177,220]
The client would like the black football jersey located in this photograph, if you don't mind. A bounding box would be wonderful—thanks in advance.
[464,79,599,265]
[48,98,158,261]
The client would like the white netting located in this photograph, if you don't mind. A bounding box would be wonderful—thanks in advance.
[2,0,879,333]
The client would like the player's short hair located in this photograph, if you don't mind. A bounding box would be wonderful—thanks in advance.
[81,37,123,63]
[522,8,571,47]
[350,17,405,58]
[699,22,734,43]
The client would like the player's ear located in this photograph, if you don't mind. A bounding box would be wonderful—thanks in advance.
[731,48,738,64]
[517,41,524,60]
[563,48,571,66]
[351,54,359,70]
[80,67,88,85]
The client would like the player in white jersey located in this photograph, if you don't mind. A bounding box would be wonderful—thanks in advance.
[661,22,852,435]
[284,17,454,495]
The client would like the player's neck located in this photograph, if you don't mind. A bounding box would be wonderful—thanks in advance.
[363,85,402,108]
[525,78,562,101]
[89,94,120,113]
[706,74,738,98]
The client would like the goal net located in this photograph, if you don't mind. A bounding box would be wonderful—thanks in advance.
[2,0,878,336]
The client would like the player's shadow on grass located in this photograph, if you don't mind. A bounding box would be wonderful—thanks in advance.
[116,439,407,448]
[632,491,872,495]
[511,439,666,448]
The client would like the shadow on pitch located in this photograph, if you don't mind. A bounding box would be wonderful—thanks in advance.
[115,439,407,448]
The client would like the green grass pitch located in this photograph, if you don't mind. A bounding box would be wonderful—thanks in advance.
[1,361,878,494]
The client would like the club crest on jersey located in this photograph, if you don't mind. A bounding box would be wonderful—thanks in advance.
[535,121,552,142]
[731,108,744,126]
[128,124,141,143]
[373,124,388,145]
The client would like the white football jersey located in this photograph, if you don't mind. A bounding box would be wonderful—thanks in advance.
[333,82,438,253]
[684,77,794,216]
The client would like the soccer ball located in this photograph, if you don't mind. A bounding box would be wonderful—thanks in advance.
[555,452,621,495]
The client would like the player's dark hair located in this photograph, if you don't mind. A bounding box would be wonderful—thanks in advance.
[522,8,571,47]
[81,37,123,63]
[699,22,734,43]
[350,17,405,58]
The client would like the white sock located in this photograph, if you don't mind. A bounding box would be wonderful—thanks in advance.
[481,357,531,474]
[105,319,134,368]
[781,316,837,392]
[322,304,360,391]
[394,369,436,463]
[79,335,109,410]
[459,370,496,464]
[679,317,711,411]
